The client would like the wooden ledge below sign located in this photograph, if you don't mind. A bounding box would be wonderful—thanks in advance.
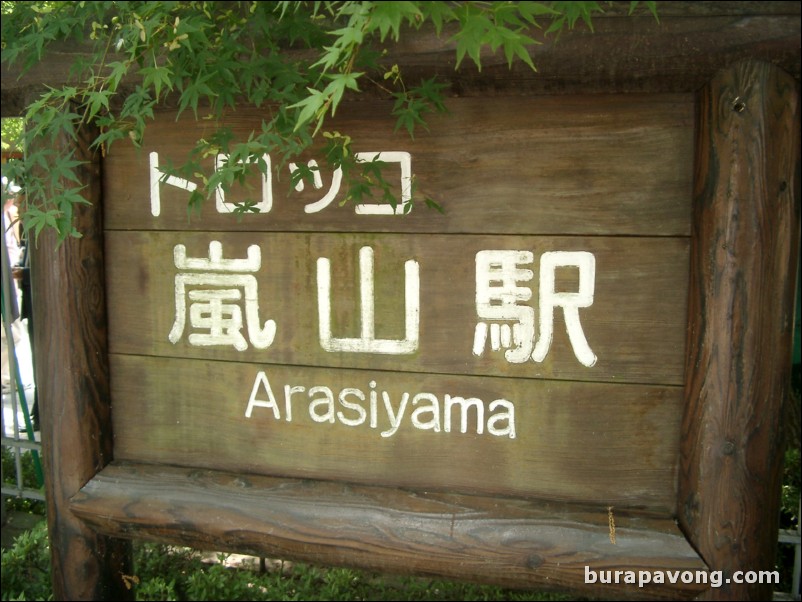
[70,462,708,600]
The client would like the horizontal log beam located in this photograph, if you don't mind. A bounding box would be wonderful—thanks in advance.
[71,462,709,601]
[2,8,799,117]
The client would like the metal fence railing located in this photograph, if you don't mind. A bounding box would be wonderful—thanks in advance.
[1,322,44,513]
[2,205,44,522]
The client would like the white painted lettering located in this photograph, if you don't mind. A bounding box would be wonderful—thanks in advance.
[487,399,516,439]
[289,159,343,214]
[473,249,597,367]
[381,391,410,438]
[149,151,197,217]
[245,371,280,419]
[532,251,596,367]
[337,388,367,426]
[242,372,516,440]
[308,385,335,423]
[369,380,378,428]
[170,241,276,351]
[317,246,420,354]
[473,250,535,362]
[411,393,441,432]
[283,384,305,422]
[214,153,273,214]
[151,149,412,217]
[444,395,484,434]
[354,152,412,215]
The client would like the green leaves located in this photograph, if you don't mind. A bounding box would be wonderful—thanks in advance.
[84,88,112,122]
[290,87,331,133]
[290,70,363,134]
[140,64,174,101]
[392,76,449,138]
[325,71,363,113]
[546,1,605,34]
[1,1,658,240]
[629,1,659,21]
[177,72,216,118]
[368,1,423,42]
[451,2,556,70]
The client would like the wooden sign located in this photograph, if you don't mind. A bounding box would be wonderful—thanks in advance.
[101,95,691,511]
[4,8,797,600]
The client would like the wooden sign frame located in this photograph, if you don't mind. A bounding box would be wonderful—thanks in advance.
[2,6,799,601]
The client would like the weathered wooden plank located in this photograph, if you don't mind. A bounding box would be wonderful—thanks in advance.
[679,60,800,600]
[70,462,710,601]
[110,354,683,512]
[103,96,694,236]
[4,8,799,117]
[104,231,689,385]
[397,15,800,95]
[29,120,133,599]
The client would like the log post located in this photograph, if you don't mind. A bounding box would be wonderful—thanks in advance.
[30,119,133,600]
[680,59,800,600]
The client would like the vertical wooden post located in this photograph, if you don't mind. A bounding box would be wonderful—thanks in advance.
[30,121,133,600]
[680,60,800,600]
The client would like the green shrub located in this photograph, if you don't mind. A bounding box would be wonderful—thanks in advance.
[2,446,46,516]
[133,575,179,602]
[1,521,52,601]
[126,544,575,601]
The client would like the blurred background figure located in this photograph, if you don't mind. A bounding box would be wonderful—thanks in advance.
[2,182,36,432]
[2,187,22,393]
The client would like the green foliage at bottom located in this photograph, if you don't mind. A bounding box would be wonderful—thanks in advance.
[1,522,573,601]
[0,521,52,601]
[2,446,46,516]
[129,542,574,601]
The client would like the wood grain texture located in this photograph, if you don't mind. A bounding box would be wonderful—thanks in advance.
[678,60,800,600]
[70,462,710,601]
[104,231,690,385]
[110,355,684,512]
[96,89,698,597]
[3,6,799,116]
[390,14,800,96]
[29,121,133,600]
[7,6,796,598]
[102,96,694,236]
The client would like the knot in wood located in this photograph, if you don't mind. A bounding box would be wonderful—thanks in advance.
[526,555,544,569]
[721,440,736,456]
